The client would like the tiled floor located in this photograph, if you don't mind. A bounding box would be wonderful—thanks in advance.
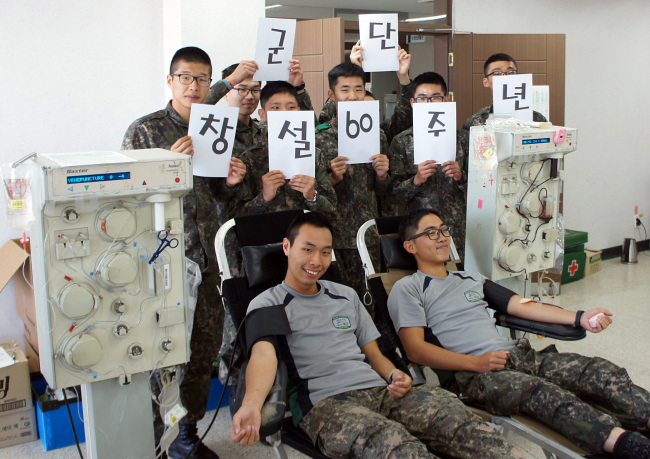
[2,254,649,458]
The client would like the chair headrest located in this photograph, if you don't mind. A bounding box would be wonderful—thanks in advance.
[380,235,418,270]
[235,210,304,247]
[375,216,404,235]
[242,243,287,288]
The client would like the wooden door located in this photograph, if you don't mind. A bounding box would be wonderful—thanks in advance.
[452,34,566,127]
[294,18,345,116]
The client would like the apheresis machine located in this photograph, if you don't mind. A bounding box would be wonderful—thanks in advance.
[465,123,577,294]
[29,149,193,457]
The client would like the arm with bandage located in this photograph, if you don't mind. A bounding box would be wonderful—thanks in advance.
[485,280,613,334]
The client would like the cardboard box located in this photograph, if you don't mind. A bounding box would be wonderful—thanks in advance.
[32,378,85,451]
[585,249,603,276]
[0,239,37,353]
[0,406,37,448]
[24,339,39,375]
[0,342,33,416]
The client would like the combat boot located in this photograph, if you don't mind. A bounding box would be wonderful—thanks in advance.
[167,422,219,459]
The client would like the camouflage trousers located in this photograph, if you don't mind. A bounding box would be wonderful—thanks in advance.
[178,271,224,425]
[299,385,523,459]
[454,339,650,453]
[218,308,243,388]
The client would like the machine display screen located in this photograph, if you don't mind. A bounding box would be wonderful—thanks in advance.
[67,172,131,184]
[522,138,550,145]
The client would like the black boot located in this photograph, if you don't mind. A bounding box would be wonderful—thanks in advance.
[614,431,650,459]
[167,422,219,459]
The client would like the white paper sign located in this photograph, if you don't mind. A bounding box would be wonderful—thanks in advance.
[413,102,457,165]
[188,104,239,177]
[493,74,534,122]
[253,18,297,82]
[267,111,316,179]
[359,14,399,72]
[337,100,380,164]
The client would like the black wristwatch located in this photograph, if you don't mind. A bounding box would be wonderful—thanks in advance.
[294,82,306,91]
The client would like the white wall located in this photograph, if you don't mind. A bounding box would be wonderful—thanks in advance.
[0,0,263,349]
[454,0,650,250]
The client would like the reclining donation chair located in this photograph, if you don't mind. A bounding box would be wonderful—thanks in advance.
[357,216,590,459]
[215,210,333,459]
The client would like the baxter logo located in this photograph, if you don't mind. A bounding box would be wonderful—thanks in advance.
[464,291,481,302]
[332,316,351,329]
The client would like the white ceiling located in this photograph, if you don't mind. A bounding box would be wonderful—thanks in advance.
[265,0,434,15]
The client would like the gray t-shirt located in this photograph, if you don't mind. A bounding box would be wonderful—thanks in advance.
[388,270,518,356]
[248,280,386,418]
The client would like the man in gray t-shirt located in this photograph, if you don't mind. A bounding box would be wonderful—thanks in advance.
[389,209,650,457]
[230,212,523,458]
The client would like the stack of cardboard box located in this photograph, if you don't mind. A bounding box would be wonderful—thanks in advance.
[0,239,38,374]
[0,342,37,447]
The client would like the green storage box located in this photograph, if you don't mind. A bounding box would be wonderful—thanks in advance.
[562,229,588,284]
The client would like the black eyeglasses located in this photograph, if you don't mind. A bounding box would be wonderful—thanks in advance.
[233,87,261,97]
[413,95,445,103]
[171,74,212,87]
[409,226,453,241]
[486,69,518,77]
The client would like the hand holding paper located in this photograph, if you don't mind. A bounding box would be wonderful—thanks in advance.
[170,136,194,156]
[226,157,247,187]
[226,60,258,87]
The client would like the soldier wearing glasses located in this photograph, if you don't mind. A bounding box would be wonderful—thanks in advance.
[463,52,548,130]
[387,72,469,259]
[122,46,247,459]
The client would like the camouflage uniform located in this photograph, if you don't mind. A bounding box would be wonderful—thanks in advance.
[315,120,389,304]
[388,127,469,259]
[121,101,235,425]
[453,339,650,454]
[299,385,523,458]
[233,141,337,216]
[462,104,548,131]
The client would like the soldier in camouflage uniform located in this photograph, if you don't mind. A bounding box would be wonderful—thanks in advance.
[233,81,337,217]
[316,63,390,310]
[463,52,547,131]
[122,47,247,459]
[231,212,524,458]
[390,209,650,457]
[388,72,469,259]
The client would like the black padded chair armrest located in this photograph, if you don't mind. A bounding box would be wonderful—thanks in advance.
[494,313,586,341]
[232,359,288,438]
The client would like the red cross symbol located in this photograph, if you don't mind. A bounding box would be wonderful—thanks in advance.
[489,174,494,185]
[568,260,579,276]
